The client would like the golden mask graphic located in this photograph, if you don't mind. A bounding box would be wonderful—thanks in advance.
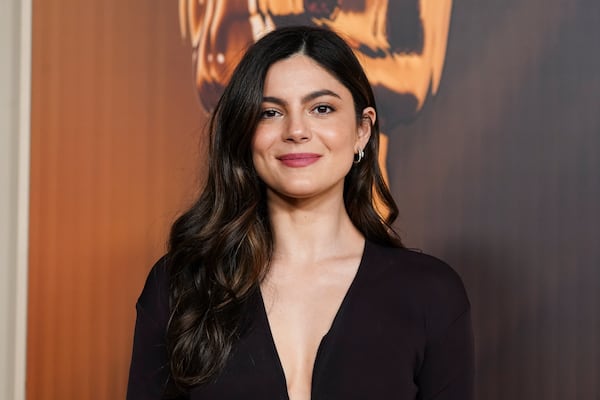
[180,0,452,185]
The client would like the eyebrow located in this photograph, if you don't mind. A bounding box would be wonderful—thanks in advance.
[262,89,342,106]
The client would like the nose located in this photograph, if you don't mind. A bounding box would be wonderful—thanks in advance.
[284,113,311,143]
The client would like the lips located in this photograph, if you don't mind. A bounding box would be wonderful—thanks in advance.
[277,153,321,167]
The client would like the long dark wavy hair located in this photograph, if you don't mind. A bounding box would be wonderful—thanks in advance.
[165,25,403,393]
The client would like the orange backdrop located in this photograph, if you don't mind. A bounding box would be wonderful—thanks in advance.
[27,1,205,398]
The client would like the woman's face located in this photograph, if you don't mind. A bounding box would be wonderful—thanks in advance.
[251,54,375,203]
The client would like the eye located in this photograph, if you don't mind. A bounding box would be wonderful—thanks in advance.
[312,104,334,115]
[260,108,282,119]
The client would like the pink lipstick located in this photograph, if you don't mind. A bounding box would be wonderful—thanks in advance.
[277,153,321,167]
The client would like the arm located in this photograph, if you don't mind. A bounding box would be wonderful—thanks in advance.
[127,259,173,399]
[416,265,475,400]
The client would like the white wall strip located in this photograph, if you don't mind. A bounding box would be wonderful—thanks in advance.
[14,0,32,398]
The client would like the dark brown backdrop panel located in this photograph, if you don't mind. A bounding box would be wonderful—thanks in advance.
[27,1,205,398]
[387,0,600,398]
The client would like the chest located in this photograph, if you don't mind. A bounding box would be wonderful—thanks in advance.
[187,287,425,400]
[259,272,358,400]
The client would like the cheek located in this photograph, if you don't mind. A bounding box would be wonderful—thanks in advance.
[251,127,271,158]
[250,128,274,177]
[320,123,360,151]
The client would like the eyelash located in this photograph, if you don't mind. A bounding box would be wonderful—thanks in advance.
[259,104,335,119]
[260,108,282,119]
[312,104,334,115]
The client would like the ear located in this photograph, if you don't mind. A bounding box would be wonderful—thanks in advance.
[356,107,376,150]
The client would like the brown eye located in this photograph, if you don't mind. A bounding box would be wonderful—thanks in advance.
[261,109,281,119]
[313,105,334,115]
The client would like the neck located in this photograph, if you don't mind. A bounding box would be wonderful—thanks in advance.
[266,190,364,266]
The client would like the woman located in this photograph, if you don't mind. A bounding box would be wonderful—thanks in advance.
[127,26,474,400]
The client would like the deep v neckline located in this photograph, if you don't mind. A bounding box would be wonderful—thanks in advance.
[257,240,369,399]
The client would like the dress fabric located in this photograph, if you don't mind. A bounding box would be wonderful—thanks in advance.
[127,240,474,400]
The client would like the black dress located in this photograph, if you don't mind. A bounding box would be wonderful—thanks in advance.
[127,240,474,399]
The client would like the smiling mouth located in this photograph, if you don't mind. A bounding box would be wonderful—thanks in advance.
[277,153,321,167]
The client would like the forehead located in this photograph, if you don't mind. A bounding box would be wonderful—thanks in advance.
[263,54,349,96]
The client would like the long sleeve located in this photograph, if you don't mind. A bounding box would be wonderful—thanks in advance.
[415,263,475,400]
[127,258,172,399]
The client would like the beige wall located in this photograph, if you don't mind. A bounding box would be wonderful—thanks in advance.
[0,0,30,399]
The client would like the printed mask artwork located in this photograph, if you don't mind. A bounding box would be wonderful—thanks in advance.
[180,0,452,129]
[179,0,452,186]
